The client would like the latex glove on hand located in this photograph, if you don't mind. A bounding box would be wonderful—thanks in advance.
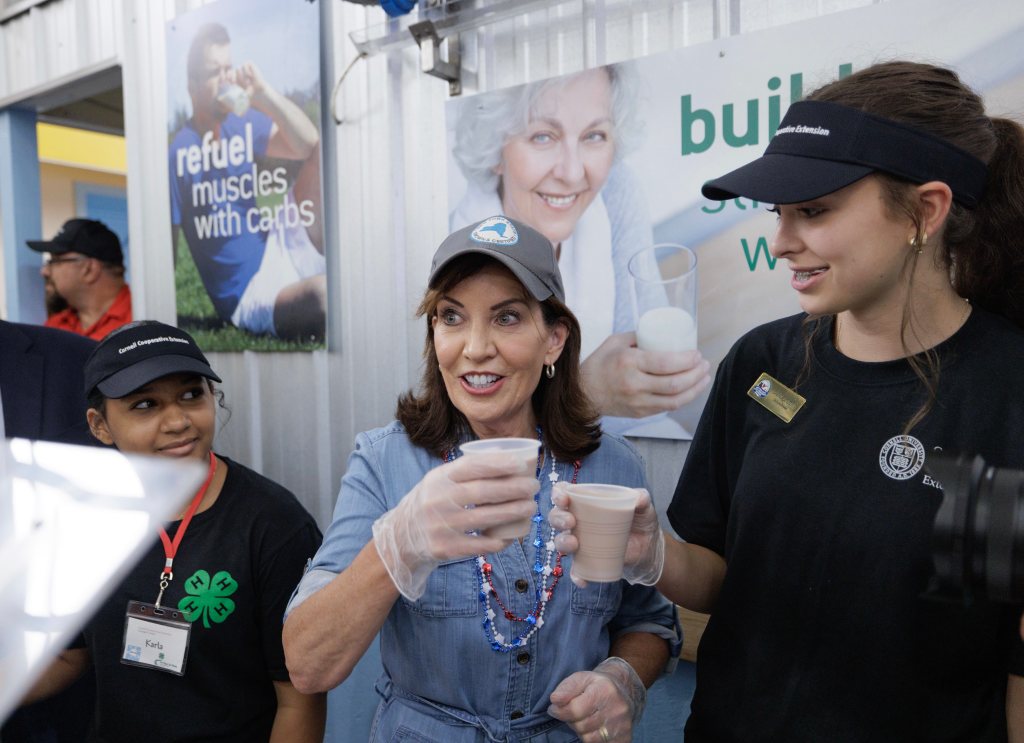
[547,657,646,743]
[373,454,539,600]
[550,485,664,588]
[581,332,711,419]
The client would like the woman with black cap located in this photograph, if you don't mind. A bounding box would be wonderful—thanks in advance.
[28,320,325,742]
[551,61,1024,741]
[283,216,678,742]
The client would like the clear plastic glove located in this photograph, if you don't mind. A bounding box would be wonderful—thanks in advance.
[581,332,711,419]
[550,485,664,588]
[547,656,646,743]
[372,455,539,601]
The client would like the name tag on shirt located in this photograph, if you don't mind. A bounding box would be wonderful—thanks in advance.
[747,372,806,423]
[121,600,192,675]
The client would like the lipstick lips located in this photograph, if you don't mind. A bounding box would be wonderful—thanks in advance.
[460,372,505,395]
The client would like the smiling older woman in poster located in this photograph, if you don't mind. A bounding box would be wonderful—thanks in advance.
[450,65,711,436]
[283,216,678,742]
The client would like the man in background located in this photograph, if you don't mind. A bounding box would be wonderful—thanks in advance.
[27,218,132,341]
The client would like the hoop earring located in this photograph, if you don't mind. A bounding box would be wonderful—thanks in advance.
[545,363,555,379]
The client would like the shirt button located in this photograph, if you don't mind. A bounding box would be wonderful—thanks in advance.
[514,579,529,592]
[510,710,524,720]
[517,652,530,665]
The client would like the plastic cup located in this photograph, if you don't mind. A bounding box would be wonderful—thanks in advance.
[459,437,541,539]
[628,244,698,352]
[562,483,639,582]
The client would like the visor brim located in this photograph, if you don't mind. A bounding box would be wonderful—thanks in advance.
[701,154,874,205]
[95,356,222,399]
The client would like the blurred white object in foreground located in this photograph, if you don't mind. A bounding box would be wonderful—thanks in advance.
[0,438,206,723]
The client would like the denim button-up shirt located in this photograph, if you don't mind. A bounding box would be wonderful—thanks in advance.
[287,422,678,742]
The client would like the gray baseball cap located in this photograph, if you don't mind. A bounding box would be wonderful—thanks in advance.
[429,216,564,302]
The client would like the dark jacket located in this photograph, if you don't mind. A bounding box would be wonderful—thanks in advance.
[0,319,97,742]
[0,319,96,444]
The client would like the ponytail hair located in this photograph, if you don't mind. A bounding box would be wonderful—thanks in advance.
[808,60,1024,329]
[945,117,1024,327]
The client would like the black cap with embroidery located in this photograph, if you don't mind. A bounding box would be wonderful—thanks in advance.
[429,216,564,302]
[84,321,221,399]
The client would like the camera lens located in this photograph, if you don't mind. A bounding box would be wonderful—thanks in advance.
[930,454,1024,603]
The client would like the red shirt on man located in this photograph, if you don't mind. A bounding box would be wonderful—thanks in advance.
[45,284,132,341]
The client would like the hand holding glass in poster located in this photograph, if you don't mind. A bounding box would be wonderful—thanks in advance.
[629,244,698,353]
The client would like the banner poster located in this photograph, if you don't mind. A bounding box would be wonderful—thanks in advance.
[445,0,1024,439]
[167,0,325,351]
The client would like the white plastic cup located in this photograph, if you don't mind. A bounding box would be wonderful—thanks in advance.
[628,244,698,352]
[216,82,250,116]
[459,437,541,539]
[562,483,639,582]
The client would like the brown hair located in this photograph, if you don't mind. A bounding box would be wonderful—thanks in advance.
[809,60,1024,325]
[796,61,1024,430]
[396,254,600,460]
[187,23,230,85]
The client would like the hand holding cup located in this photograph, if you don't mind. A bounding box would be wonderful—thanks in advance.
[551,485,664,587]
[459,438,541,539]
[373,450,539,600]
[548,482,639,585]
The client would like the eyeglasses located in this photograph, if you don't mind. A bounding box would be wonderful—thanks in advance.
[42,254,87,267]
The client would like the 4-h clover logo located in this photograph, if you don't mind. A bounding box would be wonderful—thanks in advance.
[177,569,238,629]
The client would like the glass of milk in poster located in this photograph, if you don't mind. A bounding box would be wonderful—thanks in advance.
[627,244,698,353]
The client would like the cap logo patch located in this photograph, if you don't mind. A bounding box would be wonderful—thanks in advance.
[775,124,830,137]
[471,216,519,245]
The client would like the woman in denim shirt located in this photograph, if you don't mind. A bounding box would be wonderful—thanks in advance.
[284,217,678,742]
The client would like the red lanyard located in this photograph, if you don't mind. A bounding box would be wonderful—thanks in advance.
[154,451,216,607]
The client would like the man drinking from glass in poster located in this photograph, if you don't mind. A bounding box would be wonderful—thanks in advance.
[169,22,326,342]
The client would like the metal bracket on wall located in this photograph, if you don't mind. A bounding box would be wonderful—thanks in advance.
[348,0,577,95]
[409,21,461,95]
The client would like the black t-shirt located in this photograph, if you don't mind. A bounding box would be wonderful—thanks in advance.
[669,309,1024,743]
[80,456,321,743]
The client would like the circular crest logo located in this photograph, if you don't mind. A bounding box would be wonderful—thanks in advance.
[878,435,926,481]
[471,216,518,245]
[753,379,771,398]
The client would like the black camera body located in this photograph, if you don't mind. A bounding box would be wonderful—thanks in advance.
[930,454,1024,604]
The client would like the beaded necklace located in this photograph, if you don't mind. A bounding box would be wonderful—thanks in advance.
[444,429,580,652]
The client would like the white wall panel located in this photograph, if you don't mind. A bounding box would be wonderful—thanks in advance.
[1,13,39,96]
[0,0,121,100]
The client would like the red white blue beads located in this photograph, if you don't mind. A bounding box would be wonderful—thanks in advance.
[444,429,580,652]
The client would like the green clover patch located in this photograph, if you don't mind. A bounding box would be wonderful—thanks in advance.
[177,569,238,629]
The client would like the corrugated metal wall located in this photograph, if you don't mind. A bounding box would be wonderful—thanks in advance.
[2,0,880,529]
[0,0,122,99]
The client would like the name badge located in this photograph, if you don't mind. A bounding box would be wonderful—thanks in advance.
[747,372,806,423]
[121,600,192,675]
